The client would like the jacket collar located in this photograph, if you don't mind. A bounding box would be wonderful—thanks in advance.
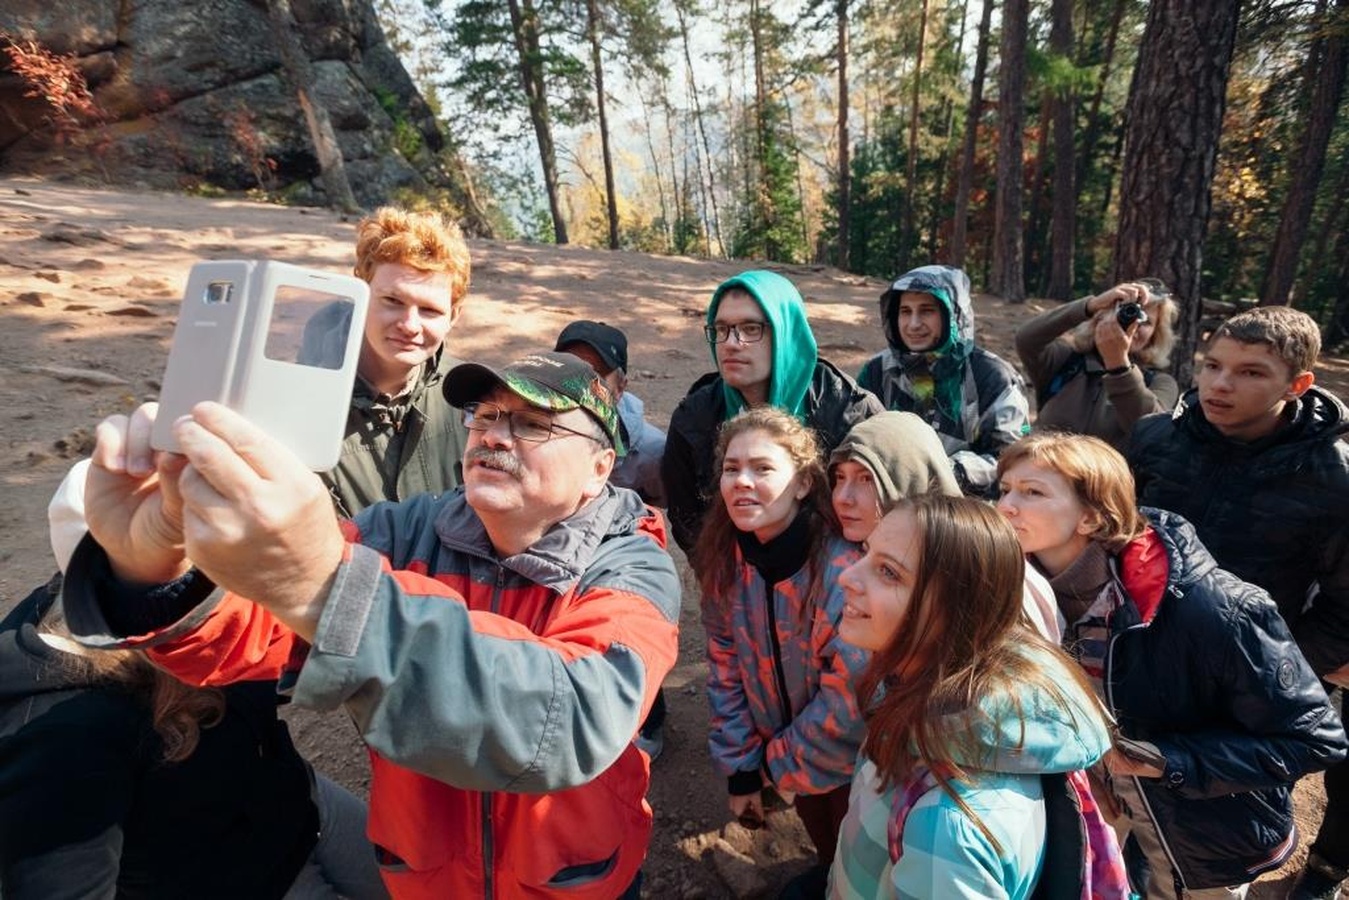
[433,484,646,594]
[1173,385,1349,451]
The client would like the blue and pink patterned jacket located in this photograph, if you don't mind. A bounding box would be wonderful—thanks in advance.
[702,529,869,797]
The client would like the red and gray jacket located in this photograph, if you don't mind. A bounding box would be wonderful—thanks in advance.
[62,485,681,900]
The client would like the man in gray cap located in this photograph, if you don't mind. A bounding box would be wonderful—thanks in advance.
[61,351,680,899]
[556,320,667,507]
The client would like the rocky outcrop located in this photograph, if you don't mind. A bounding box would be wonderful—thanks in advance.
[0,0,489,227]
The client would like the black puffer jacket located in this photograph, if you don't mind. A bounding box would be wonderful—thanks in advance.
[0,580,319,899]
[1104,510,1346,890]
[662,360,881,556]
[1129,387,1349,675]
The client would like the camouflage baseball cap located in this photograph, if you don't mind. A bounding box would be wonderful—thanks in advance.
[443,351,626,456]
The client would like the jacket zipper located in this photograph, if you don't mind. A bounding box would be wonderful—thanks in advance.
[1105,590,1190,893]
[482,792,494,900]
[763,581,793,727]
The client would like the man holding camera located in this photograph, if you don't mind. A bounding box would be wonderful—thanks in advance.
[60,351,681,900]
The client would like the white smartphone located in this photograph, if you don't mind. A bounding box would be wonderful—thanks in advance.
[151,260,370,471]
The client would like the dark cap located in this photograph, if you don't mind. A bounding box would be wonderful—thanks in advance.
[554,320,628,374]
[443,351,625,455]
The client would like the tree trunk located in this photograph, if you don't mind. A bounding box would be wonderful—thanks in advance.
[904,0,930,260]
[1047,0,1076,300]
[836,0,851,271]
[1326,224,1349,347]
[1114,0,1241,387]
[506,0,569,244]
[750,0,768,242]
[1259,0,1348,306]
[951,0,993,268]
[264,0,359,214]
[993,0,1029,302]
[782,98,811,260]
[585,0,620,250]
[1025,90,1052,292]
[675,1,724,256]
[638,90,671,249]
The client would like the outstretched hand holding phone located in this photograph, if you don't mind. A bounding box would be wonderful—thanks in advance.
[87,400,345,641]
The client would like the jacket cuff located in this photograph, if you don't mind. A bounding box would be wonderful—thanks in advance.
[728,769,764,796]
[291,543,385,711]
[1154,740,1189,791]
[62,533,220,647]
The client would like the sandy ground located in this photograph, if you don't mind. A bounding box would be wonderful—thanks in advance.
[2,176,1342,897]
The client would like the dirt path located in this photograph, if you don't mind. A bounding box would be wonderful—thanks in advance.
[1,177,1338,896]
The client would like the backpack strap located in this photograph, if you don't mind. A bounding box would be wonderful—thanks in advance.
[1032,770,1132,900]
[1038,353,1087,409]
[887,766,940,865]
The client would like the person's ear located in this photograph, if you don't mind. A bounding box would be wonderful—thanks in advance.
[1287,370,1315,400]
[794,471,812,501]
[582,447,617,501]
[448,300,466,326]
[1076,509,1102,537]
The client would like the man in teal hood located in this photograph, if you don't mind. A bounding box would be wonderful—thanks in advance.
[661,270,882,556]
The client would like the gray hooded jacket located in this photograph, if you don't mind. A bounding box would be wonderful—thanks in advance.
[857,265,1030,494]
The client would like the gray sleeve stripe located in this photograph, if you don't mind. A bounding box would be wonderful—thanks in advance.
[316,543,384,658]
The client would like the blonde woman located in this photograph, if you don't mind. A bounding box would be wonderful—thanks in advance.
[1015,280,1179,449]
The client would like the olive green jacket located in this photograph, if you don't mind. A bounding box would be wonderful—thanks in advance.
[322,347,469,517]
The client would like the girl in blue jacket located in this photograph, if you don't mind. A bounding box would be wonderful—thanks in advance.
[829,494,1113,898]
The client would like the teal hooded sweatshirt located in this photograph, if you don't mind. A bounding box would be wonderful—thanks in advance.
[707,270,819,420]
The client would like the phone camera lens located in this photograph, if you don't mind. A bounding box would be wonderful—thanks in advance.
[203,282,234,305]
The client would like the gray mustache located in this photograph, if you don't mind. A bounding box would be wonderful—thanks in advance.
[467,447,523,478]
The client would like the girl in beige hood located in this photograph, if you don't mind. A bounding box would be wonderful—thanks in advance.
[829,412,1060,641]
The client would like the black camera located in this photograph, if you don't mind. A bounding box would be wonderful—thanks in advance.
[1116,301,1149,329]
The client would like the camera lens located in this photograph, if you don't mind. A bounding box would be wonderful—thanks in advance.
[1116,302,1147,329]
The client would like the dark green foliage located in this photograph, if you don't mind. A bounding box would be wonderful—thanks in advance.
[729,98,807,263]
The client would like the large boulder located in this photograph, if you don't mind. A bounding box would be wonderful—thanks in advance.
[0,0,485,226]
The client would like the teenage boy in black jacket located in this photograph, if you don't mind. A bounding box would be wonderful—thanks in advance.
[1130,306,1349,899]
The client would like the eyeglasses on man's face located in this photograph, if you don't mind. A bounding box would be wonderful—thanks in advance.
[462,401,600,444]
[704,321,768,344]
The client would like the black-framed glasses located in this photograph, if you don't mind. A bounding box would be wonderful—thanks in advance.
[704,321,768,344]
[462,401,600,444]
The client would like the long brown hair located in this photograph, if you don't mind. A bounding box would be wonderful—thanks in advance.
[857,496,1104,846]
[42,600,225,763]
[692,407,836,604]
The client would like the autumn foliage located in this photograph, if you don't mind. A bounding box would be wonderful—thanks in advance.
[2,34,106,145]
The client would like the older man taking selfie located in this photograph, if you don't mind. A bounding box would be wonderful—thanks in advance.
[61,351,681,900]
